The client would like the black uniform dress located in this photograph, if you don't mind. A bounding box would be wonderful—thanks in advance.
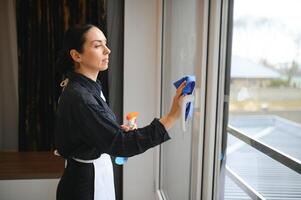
[55,71,171,200]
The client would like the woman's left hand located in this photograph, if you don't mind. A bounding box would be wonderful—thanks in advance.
[120,124,137,132]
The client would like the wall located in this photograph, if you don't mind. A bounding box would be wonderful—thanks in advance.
[123,0,162,199]
[0,0,19,151]
[0,179,59,200]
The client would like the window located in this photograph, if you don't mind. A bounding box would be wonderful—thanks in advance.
[223,0,301,199]
[157,0,203,199]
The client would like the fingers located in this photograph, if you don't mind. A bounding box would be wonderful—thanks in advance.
[176,81,187,97]
[121,124,130,132]
[121,124,138,132]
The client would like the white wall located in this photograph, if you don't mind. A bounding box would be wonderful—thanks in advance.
[0,179,59,200]
[123,0,162,199]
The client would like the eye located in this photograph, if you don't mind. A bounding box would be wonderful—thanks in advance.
[95,44,102,48]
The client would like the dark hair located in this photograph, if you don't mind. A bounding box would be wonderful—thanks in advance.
[56,24,96,75]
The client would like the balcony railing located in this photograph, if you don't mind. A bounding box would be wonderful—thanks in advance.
[226,125,301,199]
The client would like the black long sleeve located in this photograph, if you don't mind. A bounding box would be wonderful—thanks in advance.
[74,102,170,157]
[54,71,171,160]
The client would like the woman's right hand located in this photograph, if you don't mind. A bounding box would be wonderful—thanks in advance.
[159,81,187,130]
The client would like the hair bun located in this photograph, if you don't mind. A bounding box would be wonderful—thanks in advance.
[55,49,74,76]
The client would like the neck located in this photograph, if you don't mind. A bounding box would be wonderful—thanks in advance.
[75,67,99,82]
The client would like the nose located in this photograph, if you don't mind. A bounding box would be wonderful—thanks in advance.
[104,45,111,55]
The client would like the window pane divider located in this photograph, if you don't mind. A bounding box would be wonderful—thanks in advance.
[227,125,301,174]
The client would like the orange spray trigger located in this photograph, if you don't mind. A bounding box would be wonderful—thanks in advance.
[126,112,139,129]
[126,112,139,120]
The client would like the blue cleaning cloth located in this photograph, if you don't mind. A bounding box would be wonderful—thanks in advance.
[173,75,196,120]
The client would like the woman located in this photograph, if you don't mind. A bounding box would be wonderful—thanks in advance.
[55,24,186,200]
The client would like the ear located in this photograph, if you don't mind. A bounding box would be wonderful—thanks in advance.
[70,49,82,63]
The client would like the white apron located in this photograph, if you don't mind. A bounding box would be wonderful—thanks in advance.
[73,91,115,200]
[73,154,115,200]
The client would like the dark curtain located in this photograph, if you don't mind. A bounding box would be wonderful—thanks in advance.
[107,1,124,199]
[16,0,107,151]
[16,1,124,199]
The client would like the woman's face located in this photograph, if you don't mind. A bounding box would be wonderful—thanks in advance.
[77,27,111,71]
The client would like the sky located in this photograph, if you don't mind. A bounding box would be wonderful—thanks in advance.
[232,0,301,67]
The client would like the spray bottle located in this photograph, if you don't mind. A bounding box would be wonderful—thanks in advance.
[115,112,139,165]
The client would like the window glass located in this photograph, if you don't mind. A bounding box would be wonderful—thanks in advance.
[224,0,301,199]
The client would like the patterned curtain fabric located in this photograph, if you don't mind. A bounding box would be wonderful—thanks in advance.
[106,1,124,199]
[16,0,107,151]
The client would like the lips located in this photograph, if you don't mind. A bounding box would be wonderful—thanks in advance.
[102,58,109,63]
